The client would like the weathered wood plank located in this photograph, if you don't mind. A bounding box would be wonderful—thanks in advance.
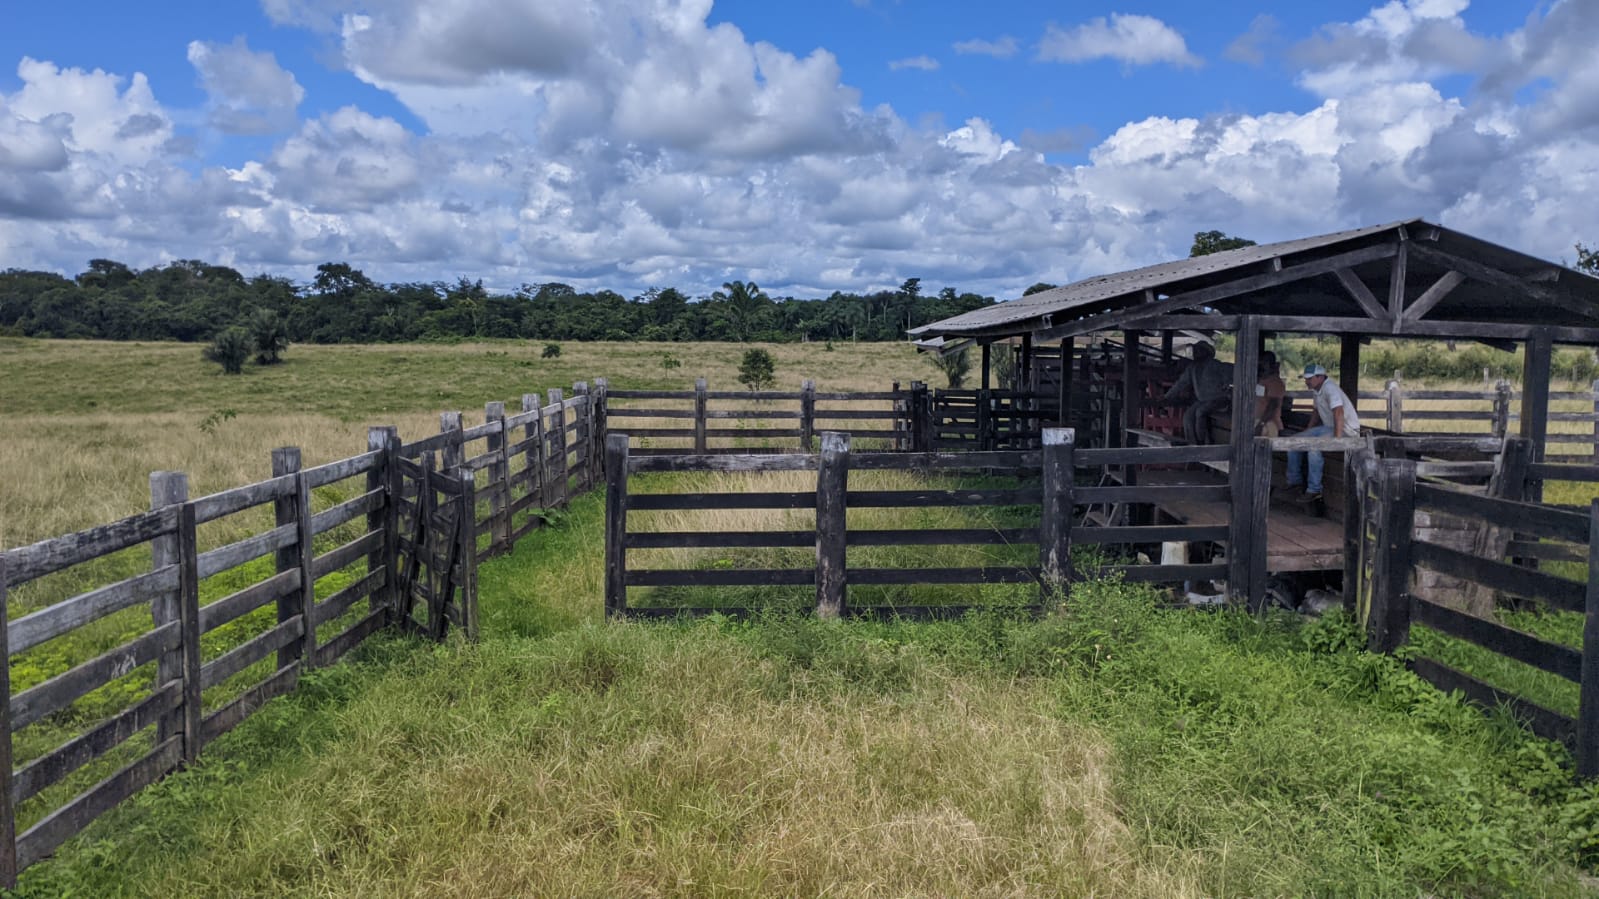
[852,451,1040,470]
[9,681,182,806]
[8,566,179,655]
[199,617,304,690]
[1414,537,1584,611]
[311,568,386,627]
[815,433,850,618]
[846,489,1042,508]
[1072,524,1231,545]
[851,528,1040,546]
[1409,657,1574,744]
[1580,501,1599,776]
[196,523,297,580]
[2,507,177,587]
[627,569,815,587]
[302,451,381,489]
[1412,596,1581,682]
[14,736,183,871]
[174,501,203,760]
[629,453,817,473]
[705,409,803,420]
[849,567,1038,585]
[1414,483,1590,544]
[627,530,814,549]
[199,664,299,747]
[311,529,385,581]
[629,492,817,511]
[0,558,14,887]
[9,622,182,732]
[309,489,384,537]
[191,475,296,524]
[312,609,387,667]
[607,407,698,418]
[199,568,300,634]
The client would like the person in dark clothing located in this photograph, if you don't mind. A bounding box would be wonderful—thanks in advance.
[1161,342,1233,444]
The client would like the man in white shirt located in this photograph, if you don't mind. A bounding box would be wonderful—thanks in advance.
[1286,363,1361,503]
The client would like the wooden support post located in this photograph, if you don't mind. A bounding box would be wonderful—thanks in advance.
[484,402,510,553]
[1388,239,1409,321]
[578,377,598,489]
[1368,458,1417,653]
[916,382,934,451]
[1246,438,1273,613]
[1340,334,1362,409]
[592,378,609,484]
[440,411,464,471]
[547,388,567,508]
[816,432,850,619]
[456,466,480,640]
[150,471,188,749]
[1341,448,1364,614]
[800,379,816,452]
[1059,338,1074,427]
[1522,328,1552,465]
[1160,331,1174,366]
[174,501,202,760]
[0,557,13,890]
[980,342,992,391]
[1591,377,1599,463]
[1039,428,1076,602]
[523,394,547,520]
[694,377,708,453]
[1121,329,1141,442]
[1227,317,1262,605]
[604,433,630,618]
[1579,499,1599,778]
[271,447,315,670]
[890,381,902,451]
[1492,380,1512,438]
[367,427,398,622]
[1386,376,1404,433]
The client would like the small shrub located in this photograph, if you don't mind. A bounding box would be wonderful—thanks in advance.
[542,343,562,359]
[738,348,776,391]
[660,352,681,370]
[248,309,289,365]
[197,409,238,435]
[203,327,251,374]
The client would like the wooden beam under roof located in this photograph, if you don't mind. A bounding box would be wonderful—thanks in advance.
[1333,268,1389,321]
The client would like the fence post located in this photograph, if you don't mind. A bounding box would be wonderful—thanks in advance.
[816,432,850,619]
[456,466,480,640]
[1386,376,1404,433]
[439,411,464,471]
[919,385,936,452]
[522,394,546,523]
[605,433,630,618]
[272,448,315,671]
[1341,446,1367,615]
[1578,499,1599,777]
[889,381,901,451]
[977,387,992,451]
[1367,458,1417,653]
[1246,438,1274,613]
[573,382,592,494]
[592,377,609,483]
[1039,428,1076,603]
[484,402,510,553]
[1492,380,1512,438]
[694,377,709,453]
[800,379,816,452]
[174,501,202,760]
[367,427,399,623]
[547,388,567,508]
[1591,378,1599,464]
[150,471,189,748]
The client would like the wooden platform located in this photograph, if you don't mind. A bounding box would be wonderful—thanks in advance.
[1101,467,1345,572]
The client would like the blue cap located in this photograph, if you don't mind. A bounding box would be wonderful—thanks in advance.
[1302,363,1328,379]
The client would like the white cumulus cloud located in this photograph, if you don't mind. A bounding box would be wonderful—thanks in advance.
[1038,14,1202,69]
[187,37,305,135]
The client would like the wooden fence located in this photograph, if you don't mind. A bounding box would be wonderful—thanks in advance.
[606,379,914,455]
[1341,377,1599,461]
[0,379,607,886]
[602,429,1237,620]
[930,388,1056,451]
[1352,438,1599,775]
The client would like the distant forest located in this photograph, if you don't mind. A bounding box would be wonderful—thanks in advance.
[0,259,998,344]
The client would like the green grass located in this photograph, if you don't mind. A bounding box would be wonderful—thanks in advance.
[14,491,1599,897]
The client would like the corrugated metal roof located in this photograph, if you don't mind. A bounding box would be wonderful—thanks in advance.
[909,220,1413,337]
[909,218,1599,340]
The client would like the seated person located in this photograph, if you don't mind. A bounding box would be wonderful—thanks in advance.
[1160,342,1232,444]
[1254,351,1285,437]
[1286,363,1361,504]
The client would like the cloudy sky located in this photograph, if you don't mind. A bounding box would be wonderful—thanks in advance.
[0,0,1594,298]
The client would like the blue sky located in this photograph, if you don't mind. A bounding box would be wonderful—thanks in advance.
[0,1,1592,297]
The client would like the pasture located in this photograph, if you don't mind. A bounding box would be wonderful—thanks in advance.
[5,337,1599,897]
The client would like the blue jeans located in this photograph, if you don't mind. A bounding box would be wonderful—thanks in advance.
[1286,425,1334,494]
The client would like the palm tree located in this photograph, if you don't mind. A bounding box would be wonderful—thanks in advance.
[248,308,290,364]
[713,280,769,341]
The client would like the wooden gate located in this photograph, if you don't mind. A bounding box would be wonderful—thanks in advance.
[394,453,478,640]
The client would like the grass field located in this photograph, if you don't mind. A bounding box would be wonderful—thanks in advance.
[8,337,1599,896]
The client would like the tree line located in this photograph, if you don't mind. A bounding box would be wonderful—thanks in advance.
[0,259,995,345]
